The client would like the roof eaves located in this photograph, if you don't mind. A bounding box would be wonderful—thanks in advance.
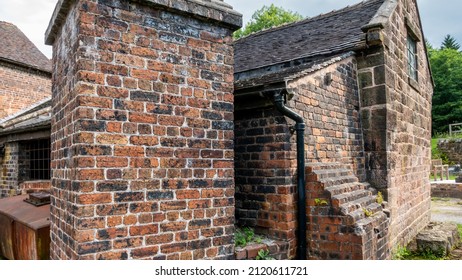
[0,56,52,74]
[0,120,51,137]
[235,39,365,82]
[0,97,52,125]
[285,51,356,84]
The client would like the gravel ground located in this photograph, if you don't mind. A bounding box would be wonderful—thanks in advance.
[431,197,462,224]
[431,197,462,260]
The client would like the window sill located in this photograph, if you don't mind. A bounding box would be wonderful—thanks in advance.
[408,77,420,93]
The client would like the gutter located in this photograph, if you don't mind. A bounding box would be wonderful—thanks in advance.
[271,90,307,260]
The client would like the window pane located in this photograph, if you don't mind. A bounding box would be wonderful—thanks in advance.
[407,35,418,81]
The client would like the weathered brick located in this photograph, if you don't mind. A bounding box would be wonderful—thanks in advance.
[147,190,174,200]
[129,135,159,146]
[114,192,144,202]
[96,134,128,145]
[96,157,128,168]
[77,193,112,205]
[96,204,128,216]
[77,241,111,255]
[160,221,187,232]
[97,228,128,240]
[130,224,159,236]
[160,243,187,254]
[96,182,128,192]
[130,91,160,102]
[113,237,143,249]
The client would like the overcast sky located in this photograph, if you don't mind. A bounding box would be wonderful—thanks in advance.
[0,0,460,59]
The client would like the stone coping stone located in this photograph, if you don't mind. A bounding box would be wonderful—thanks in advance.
[416,222,460,257]
[45,0,242,45]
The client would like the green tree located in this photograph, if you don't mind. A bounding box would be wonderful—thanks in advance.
[441,34,460,51]
[429,47,462,134]
[233,4,304,39]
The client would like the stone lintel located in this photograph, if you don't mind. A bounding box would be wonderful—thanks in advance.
[45,0,242,45]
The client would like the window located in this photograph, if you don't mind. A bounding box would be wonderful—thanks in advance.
[407,35,418,81]
[19,139,51,181]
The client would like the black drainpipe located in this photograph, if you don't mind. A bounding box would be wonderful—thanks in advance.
[272,91,307,260]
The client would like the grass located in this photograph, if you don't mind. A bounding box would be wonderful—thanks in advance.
[458,224,462,240]
[431,138,438,151]
[431,197,451,202]
[429,174,458,180]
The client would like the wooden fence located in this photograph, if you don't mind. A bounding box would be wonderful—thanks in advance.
[449,123,462,137]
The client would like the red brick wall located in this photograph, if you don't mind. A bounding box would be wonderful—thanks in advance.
[48,0,240,260]
[234,57,367,259]
[0,62,51,119]
[288,56,366,180]
[234,107,297,258]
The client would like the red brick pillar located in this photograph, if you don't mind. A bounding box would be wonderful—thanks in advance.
[45,0,241,260]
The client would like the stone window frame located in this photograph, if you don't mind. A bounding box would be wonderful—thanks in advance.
[405,17,421,91]
[407,35,418,81]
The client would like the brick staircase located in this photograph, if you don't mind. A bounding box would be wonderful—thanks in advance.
[306,162,389,259]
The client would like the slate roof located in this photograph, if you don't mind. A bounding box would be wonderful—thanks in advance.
[0,98,51,136]
[234,0,385,75]
[0,21,51,73]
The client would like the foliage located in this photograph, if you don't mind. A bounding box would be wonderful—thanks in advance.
[393,245,445,260]
[431,146,452,165]
[376,191,384,204]
[235,227,262,247]
[314,198,329,206]
[233,4,304,39]
[431,135,457,165]
[428,41,462,135]
[392,246,412,260]
[418,248,446,260]
[363,208,373,217]
[441,34,460,51]
[256,249,275,260]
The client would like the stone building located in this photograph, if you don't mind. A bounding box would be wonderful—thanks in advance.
[234,0,433,259]
[0,0,432,260]
[0,22,52,198]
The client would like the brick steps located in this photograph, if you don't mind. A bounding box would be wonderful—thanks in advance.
[319,176,359,188]
[345,202,383,225]
[306,162,347,173]
[332,189,372,207]
[310,169,354,180]
[338,194,377,215]
[325,182,367,196]
[306,162,388,233]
